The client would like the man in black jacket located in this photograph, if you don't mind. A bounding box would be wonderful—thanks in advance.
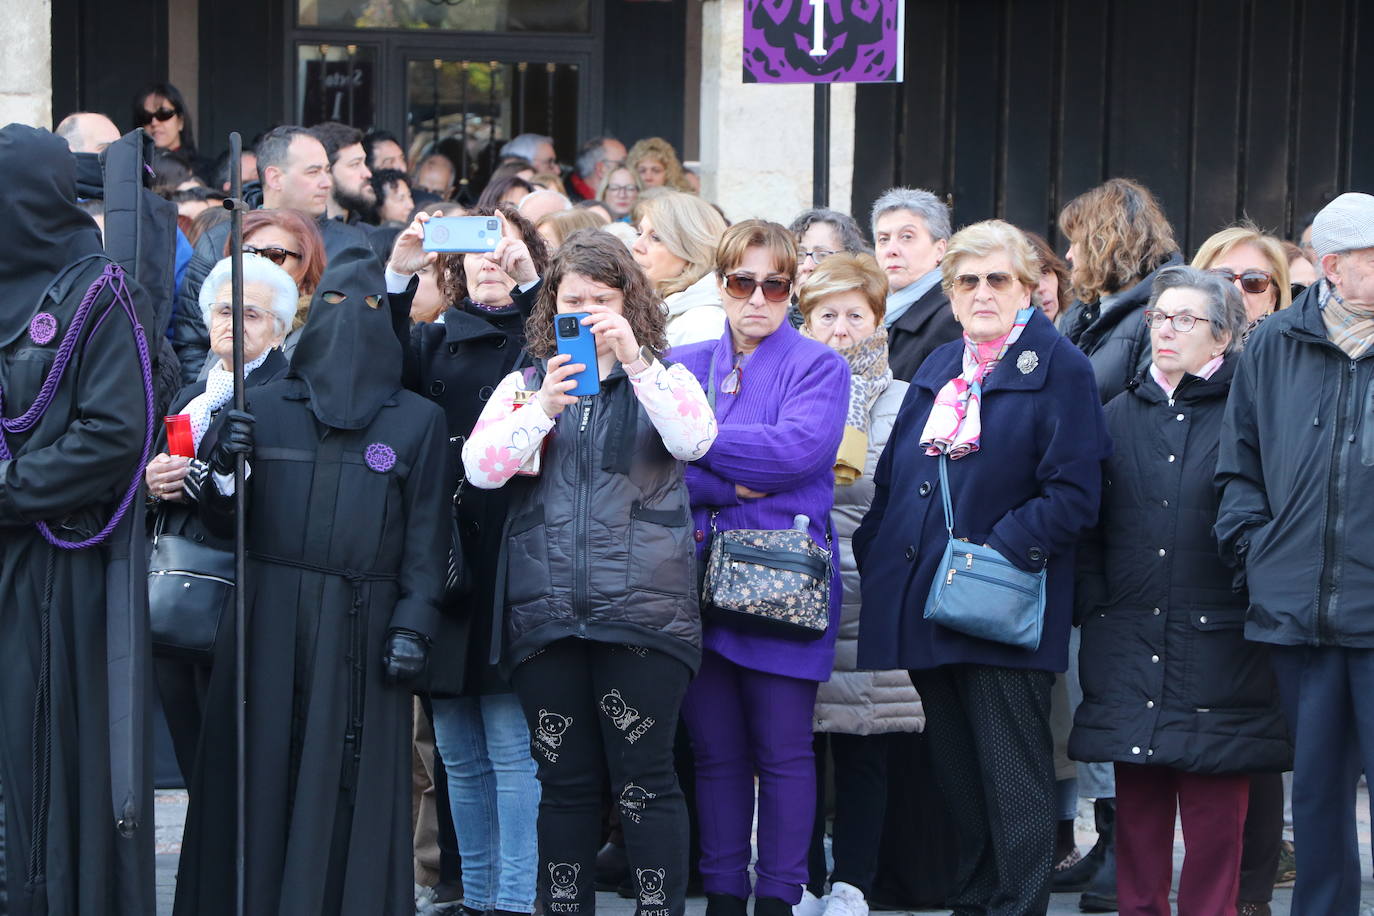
[1216,191,1374,916]
[171,125,374,383]
[871,188,961,382]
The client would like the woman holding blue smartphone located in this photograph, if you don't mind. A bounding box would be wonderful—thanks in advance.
[463,229,717,916]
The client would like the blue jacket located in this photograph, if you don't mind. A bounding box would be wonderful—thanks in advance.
[854,309,1110,672]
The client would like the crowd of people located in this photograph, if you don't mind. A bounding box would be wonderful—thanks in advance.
[2,78,1372,916]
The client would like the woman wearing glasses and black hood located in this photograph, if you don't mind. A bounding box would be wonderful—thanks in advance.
[174,247,449,916]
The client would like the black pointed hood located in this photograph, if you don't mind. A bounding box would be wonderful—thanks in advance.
[0,124,104,345]
[288,246,401,429]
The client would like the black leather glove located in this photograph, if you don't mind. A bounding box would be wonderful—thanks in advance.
[208,409,255,476]
[382,628,429,684]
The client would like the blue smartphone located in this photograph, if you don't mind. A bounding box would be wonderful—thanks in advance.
[554,312,601,397]
[422,216,502,253]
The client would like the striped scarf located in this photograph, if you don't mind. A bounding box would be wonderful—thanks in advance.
[1320,279,1374,358]
[919,307,1033,459]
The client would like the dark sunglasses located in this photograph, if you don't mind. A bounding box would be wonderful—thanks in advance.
[951,271,1015,293]
[137,106,179,126]
[722,273,792,302]
[244,244,301,267]
[1207,267,1272,295]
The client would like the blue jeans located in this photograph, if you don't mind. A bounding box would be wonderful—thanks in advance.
[432,692,541,913]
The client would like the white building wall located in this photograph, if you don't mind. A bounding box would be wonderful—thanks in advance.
[0,0,52,129]
[698,0,856,225]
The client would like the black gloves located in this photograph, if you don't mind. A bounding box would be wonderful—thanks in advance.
[382,628,430,684]
[209,409,255,476]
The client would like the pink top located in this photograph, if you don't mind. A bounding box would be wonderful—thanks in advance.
[1149,354,1225,397]
[462,358,718,488]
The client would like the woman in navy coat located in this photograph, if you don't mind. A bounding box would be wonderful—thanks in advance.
[854,220,1110,915]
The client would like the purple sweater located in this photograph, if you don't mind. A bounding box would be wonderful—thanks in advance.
[671,320,851,681]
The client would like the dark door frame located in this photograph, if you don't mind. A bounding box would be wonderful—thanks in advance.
[281,0,604,145]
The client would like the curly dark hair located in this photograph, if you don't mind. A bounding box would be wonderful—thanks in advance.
[438,202,550,306]
[525,228,667,359]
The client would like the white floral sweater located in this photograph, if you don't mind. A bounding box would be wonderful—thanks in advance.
[462,359,718,488]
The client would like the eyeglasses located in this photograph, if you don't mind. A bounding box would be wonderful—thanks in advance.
[1207,267,1273,295]
[951,272,1015,293]
[722,273,792,302]
[799,248,837,265]
[722,362,743,395]
[244,244,302,266]
[605,185,638,195]
[1143,309,1213,332]
[137,106,178,126]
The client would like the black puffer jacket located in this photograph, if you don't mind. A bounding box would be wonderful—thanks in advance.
[498,367,701,673]
[1062,253,1185,404]
[1070,362,1291,774]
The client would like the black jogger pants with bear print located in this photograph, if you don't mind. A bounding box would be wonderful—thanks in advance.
[511,638,692,916]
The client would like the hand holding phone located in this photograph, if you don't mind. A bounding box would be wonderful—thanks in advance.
[537,353,587,418]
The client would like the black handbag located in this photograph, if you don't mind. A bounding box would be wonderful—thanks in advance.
[147,515,234,661]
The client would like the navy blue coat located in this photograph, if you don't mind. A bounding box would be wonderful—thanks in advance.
[854,309,1111,673]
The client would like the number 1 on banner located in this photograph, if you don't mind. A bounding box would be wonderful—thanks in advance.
[809,0,827,56]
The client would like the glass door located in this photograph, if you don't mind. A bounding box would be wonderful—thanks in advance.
[403,56,582,195]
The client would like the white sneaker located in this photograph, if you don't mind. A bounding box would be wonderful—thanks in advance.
[821,882,868,916]
[794,888,826,916]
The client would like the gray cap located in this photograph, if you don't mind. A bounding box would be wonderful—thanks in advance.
[1311,192,1374,258]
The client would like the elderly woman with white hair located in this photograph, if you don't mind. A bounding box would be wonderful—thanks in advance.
[143,252,297,786]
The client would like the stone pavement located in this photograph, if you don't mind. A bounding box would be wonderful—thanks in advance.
[155,789,1374,915]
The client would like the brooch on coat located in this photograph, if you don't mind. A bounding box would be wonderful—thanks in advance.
[1016,350,1039,375]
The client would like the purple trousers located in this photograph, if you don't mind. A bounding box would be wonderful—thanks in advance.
[681,650,818,904]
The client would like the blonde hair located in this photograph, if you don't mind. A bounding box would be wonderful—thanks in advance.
[714,219,797,283]
[1059,178,1177,303]
[637,191,729,297]
[939,220,1042,307]
[536,207,606,249]
[797,252,888,325]
[530,171,567,196]
[626,137,693,192]
[1190,222,1292,311]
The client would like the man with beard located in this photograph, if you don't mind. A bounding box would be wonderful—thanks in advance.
[0,123,156,915]
[172,246,448,916]
[313,121,378,224]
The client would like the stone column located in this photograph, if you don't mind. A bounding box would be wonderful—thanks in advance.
[698,0,856,225]
[0,0,52,128]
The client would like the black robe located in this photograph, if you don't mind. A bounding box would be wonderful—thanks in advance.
[173,248,448,916]
[0,127,156,915]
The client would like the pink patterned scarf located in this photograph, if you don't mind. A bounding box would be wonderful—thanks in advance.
[919,307,1033,459]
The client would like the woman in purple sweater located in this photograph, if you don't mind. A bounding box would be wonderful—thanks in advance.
[671,220,851,916]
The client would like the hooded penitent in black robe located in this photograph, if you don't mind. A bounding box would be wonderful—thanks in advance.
[173,247,448,916]
[0,124,156,915]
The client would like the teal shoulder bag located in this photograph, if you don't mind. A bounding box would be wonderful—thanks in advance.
[922,454,1046,651]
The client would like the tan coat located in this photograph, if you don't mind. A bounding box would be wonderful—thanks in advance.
[813,379,925,735]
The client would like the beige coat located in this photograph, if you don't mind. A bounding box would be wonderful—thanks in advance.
[813,378,925,735]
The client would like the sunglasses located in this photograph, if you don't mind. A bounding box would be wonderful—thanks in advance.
[1143,309,1212,332]
[137,106,179,126]
[1207,267,1273,295]
[951,272,1015,293]
[722,273,792,302]
[244,244,301,267]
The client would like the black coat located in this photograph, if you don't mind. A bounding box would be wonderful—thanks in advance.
[887,282,961,383]
[1061,253,1185,404]
[1070,363,1290,774]
[397,283,540,695]
[1216,282,1374,647]
[174,376,447,916]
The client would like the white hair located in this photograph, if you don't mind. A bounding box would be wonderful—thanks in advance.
[501,133,555,163]
[199,253,299,336]
[518,189,572,213]
[870,187,952,241]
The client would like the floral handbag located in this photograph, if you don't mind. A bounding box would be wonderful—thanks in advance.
[701,511,833,641]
